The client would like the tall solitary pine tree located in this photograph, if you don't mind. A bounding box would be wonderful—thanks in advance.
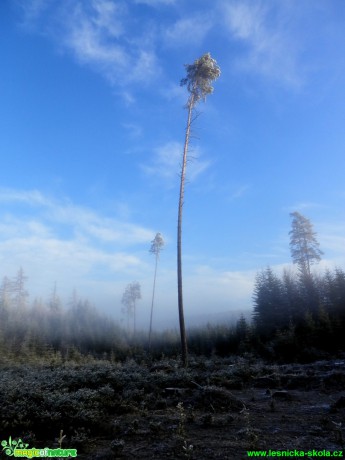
[148,232,164,349]
[289,211,323,277]
[178,53,221,367]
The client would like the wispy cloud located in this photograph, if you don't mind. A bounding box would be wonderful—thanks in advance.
[283,202,323,213]
[0,188,154,250]
[0,188,50,206]
[19,0,161,87]
[134,0,175,6]
[229,184,250,200]
[222,0,303,88]
[164,14,214,47]
[17,0,55,28]
[160,82,186,103]
[142,142,181,182]
[0,188,156,306]
[63,0,160,85]
[122,122,143,138]
[142,141,210,185]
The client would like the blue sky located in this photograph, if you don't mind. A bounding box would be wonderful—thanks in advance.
[1,0,344,328]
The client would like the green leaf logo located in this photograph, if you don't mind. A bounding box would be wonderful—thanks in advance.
[1,437,29,456]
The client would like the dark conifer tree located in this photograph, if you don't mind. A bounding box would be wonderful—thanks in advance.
[333,268,345,316]
[236,314,250,342]
[253,267,287,335]
[282,268,304,323]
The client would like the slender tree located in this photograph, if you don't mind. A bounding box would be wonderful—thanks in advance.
[0,276,12,325]
[121,281,141,334]
[14,267,29,309]
[289,211,323,276]
[148,233,164,349]
[236,314,250,341]
[177,53,220,366]
[0,276,13,309]
[49,282,61,312]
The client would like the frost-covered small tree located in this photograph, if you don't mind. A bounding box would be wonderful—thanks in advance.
[0,276,12,324]
[0,276,13,309]
[13,267,29,309]
[121,281,141,334]
[289,212,323,277]
[178,52,220,366]
[148,233,164,349]
[49,282,61,312]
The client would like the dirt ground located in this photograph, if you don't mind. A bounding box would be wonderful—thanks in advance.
[1,357,344,459]
[77,359,345,459]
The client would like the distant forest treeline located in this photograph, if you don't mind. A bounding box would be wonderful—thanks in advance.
[0,263,345,364]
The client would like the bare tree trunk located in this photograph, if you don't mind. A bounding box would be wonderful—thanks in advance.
[177,95,194,367]
[148,252,158,350]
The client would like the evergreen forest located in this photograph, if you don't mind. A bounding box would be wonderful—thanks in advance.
[0,262,344,365]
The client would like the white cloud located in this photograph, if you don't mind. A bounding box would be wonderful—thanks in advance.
[0,216,52,240]
[91,0,125,37]
[0,188,157,310]
[0,189,153,257]
[119,90,136,105]
[129,49,160,84]
[161,82,186,103]
[19,0,160,87]
[0,188,50,206]
[65,13,126,66]
[0,189,154,246]
[46,201,153,245]
[62,0,157,85]
[283,202,322,213]
[17,0,54,28]
[222,0,303,88]
[142,141,210,185]
[148,141,182,180]
[86,221,154,245]
[164,14,213,47]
